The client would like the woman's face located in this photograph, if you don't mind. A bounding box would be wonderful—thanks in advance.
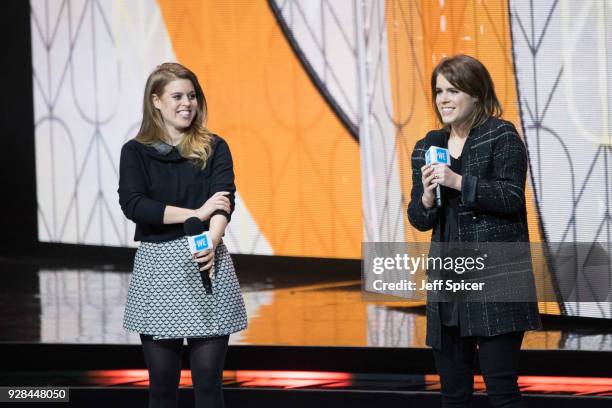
[152,78,197,136]
[435,74,477,129]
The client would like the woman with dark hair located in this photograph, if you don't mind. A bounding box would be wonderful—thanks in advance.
[118,62,247,408]
[407,55,541,407]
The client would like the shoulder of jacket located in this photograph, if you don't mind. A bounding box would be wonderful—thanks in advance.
[412,130,447,160]
[417,129,447,148]
[483,118,526,153]
[487,117,518,134]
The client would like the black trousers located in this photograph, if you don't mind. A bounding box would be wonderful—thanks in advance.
[433,325,526,408]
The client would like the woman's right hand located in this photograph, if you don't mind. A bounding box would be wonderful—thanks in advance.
[196,191,231,221]
[420,164,437,208]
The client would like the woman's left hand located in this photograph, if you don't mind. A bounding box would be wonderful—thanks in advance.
[431,164,462,191]
[194,234,222,279]
[194,247,215,279]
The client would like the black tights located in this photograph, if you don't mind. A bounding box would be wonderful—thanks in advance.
[140,334,229,408]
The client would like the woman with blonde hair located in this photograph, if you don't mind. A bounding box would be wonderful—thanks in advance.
[118,62,247,408]
[408,55,540,407]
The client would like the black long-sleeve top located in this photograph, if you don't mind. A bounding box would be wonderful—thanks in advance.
[117,135,236,242]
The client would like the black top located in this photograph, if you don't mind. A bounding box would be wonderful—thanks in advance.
[439,139,462,327]
[442,156,461,242]
[441,153,462,242]
[117,135,236,242]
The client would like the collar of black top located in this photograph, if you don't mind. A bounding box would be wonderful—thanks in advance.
[152,142,174,155]
[144,141,184,162]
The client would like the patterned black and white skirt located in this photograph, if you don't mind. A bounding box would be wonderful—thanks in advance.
[123,237,247,340]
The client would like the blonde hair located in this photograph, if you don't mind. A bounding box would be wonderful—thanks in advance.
[431,54,503,130]
[136,62,213,168]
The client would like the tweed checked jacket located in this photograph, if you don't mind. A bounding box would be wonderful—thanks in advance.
[407,117,541,349]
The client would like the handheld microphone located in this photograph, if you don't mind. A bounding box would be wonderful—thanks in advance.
[425,146,451,208]
[184,217,213,295]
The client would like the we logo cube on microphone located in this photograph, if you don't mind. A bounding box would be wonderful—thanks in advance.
[187,231,212,254]
[425,146,450,166]
[184,217,214,295]
[425,145,451,209]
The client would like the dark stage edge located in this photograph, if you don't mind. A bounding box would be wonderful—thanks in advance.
[3,344,612,377]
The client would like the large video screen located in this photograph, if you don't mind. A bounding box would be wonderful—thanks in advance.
[31,1,611,319]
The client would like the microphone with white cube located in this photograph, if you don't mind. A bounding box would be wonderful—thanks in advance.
[425,146,451,208]
[184,217,213,295]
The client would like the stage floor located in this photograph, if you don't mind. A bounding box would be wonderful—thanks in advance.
[0,370,612,408]
[11,368,609,392]
[1,254,611,351]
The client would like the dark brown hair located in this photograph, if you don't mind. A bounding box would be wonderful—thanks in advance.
[431,54,502,129]
[136,62,213,168]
